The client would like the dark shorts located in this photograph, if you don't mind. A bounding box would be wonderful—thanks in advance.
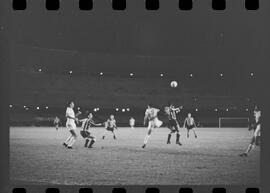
[106,127,115,132]
[167,120,179,131]
[80,130,91,138]
[187,125,195,130]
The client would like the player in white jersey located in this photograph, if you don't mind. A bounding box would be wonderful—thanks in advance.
[63,101,79,149]
[240,106,261,157]
[142,104,163,148]
[102,114,118,140]
[183,113,198,138]
[129,117,135,129]
[53,116,60,131]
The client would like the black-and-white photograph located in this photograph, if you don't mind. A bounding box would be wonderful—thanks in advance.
[8,1,265,186]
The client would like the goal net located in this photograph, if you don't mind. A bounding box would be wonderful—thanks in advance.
[218,117,249,128]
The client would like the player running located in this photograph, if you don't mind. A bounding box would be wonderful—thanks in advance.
[129,117,135,129]
[53,116,60,131]
[102,114,118,140]
[240,106,261,157]
[142,104,163,148]
[63,101,80,149]
[164,103,182,146]
[183,113,198,138]
[79,112,102,148]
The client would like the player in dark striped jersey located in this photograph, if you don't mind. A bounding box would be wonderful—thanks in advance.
[164,103,182,146]
[79,112,102,148]
[183,113,198,138]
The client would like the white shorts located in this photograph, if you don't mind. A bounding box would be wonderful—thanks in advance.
[148,118,163,129]
[66,122,76,131]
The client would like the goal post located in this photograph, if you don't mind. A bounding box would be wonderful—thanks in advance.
[218,117,249,128]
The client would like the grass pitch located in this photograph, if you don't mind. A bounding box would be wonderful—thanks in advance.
[10,127,259,185]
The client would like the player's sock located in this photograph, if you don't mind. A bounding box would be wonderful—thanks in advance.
[64,135,72,144]
[84,139,90,147]
[68,136,75,147]
[88,139,95,148]
[167,134,171,144]
[176,133,182,145]
[63,142,68,147]
[193,130,197,138]
[102,135,105,139]
[142,144,146,148]
[144,135,150,145]
[113,135,117,140]
[245,144,255,154]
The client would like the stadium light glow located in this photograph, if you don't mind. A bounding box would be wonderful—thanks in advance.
[100,72,103,76]
[130,73,134,76]
[23,105,26,108]
[190,73,193,77]
[195,108,198,112]
[45,106,49,109]
[220,73,223,77]
[127,108,130,111]
[69,71,73,74]
[246,108,249,111]
[36,107,40,110]
[160,73,164,77]
[122,109,125,112]
[25,107,29,110]
[116,108,119,111]
[250,72,254,76]
[215,108,218,112]
[226,108,229,111]
[9,104,12,108]
[38,68,42,72]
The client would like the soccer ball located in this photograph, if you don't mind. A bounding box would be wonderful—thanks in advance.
[170,81,178,88]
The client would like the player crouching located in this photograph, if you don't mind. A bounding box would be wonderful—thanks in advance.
[79,112,102,148]
[183,113,198,138]
[102,114,118,140]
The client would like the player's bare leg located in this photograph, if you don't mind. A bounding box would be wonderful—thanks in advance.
[193,128,198,138]
[102,131,107,139]
[87,136,96,148]
[142,127,152,148]
[63,134,72,147]
[112,131,117,140]
[187,129,190,138]
[240,136,256,157]
[67,130,77,149]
